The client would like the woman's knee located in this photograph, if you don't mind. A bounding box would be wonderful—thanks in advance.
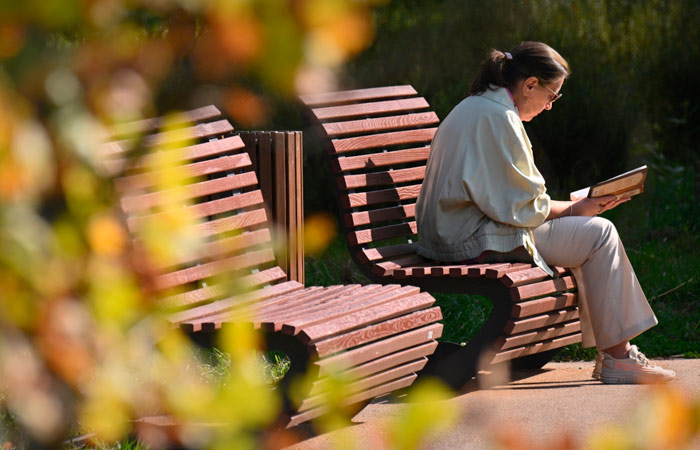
[589,216,619,245]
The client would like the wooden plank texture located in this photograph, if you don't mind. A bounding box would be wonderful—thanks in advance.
[504,308,580,334]
[340,166,426,190]
[333,147,430,172]
[313,98,430,121]
[322,112,439,137]
[513,293,578,318]
[299,85,417,108]
[331,128,437,154]
[490,333,583,364]
[511,276,577,301]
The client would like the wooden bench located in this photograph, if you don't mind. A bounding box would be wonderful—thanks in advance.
[299,86,582,390]
[101,106,443,428]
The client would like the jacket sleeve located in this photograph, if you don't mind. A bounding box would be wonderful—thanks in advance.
[463,110,551,228]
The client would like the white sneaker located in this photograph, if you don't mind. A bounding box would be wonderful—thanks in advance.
[592,351,604,380]
[600,345,676,384]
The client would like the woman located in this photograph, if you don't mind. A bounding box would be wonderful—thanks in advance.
[415,41,675,384]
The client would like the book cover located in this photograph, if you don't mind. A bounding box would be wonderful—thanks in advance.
[570,165,648,201]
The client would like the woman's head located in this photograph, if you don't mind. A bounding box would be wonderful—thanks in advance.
[469,41,570,121]
[470,41,570,95]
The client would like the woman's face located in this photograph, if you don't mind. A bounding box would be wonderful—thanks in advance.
[515,76,565,122]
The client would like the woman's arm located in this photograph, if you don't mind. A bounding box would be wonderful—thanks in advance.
[546,196,631,220]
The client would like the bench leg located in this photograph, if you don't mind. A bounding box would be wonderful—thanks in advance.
[416,296,512,390]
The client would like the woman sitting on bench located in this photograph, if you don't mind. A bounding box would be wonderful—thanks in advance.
[415,40,675,384]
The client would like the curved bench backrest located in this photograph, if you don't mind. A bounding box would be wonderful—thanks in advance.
[301,86,440,279]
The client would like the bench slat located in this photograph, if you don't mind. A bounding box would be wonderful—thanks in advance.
[512,293,578,318]
[392,264,435,278]
[312,98,430,121]
[484,263,534,279]
[115,153,252,192]
[496,321,582,351]
[102,120,235,156]
[103,136,248,177]
[259,285,391,332]
[298,359,428,412]
[155,247,276,291]
[322,112,440,137]
[195,285,348,329]
[147,228,273,270]
[108,105,222,139]
[193,208,268,239]
[372,254,429,276]
[313,323,444,376]
[349,221,417,246]
[357,243,419,264]
[308,356,428,397]
[189,285,354,331]
[345,204,416,228]
[504,308,580,334]
[298,292,436,343]
[127,190,265,232]
[120,171,259,213]
[467,263,512,277]
[340,166,426,190]
[299,85,418,107]
[279,285,422,335]
[510,275,577,301]
[287,375,417,428]
[501,267,551,287]
[490,332,583,365]
[331,128,437,154]
[324,341,437,385]
[310,307,442,356]
[333,147,430,172]
[161,266,288,310]
[342,184,421,209]
[170,280,305,326]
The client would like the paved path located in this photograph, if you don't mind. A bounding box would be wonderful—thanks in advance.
[285,359,700,449]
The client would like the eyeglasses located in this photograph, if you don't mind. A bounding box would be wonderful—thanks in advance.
[540,82,563,104]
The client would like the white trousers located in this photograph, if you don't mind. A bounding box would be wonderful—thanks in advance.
[532,216,658,350]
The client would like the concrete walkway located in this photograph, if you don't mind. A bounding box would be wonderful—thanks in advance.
[286,359,700,449]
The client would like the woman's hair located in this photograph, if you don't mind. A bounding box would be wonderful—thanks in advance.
[469,41,570,95]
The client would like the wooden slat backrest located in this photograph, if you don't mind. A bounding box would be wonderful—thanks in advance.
[239,131,305,284]
[301,85,438,273]
[109,110,284,309]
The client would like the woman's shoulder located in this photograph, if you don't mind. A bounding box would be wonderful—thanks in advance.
[446,91,515,126]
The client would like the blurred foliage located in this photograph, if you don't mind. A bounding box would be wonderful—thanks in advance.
[0,0,400,448]
[1,0,699,449]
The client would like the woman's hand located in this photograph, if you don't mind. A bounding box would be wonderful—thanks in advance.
[573,195,630,216]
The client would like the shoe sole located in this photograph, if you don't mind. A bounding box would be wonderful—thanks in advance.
[600,373,675,384]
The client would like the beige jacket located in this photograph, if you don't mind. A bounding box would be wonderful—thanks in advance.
[415,87,553,276]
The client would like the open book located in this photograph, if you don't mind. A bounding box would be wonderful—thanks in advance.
[570,165,648,201]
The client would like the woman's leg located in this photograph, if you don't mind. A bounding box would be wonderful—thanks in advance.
[532,216,657,350]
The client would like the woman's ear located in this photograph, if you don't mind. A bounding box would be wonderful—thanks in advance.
[522,76,539,96]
